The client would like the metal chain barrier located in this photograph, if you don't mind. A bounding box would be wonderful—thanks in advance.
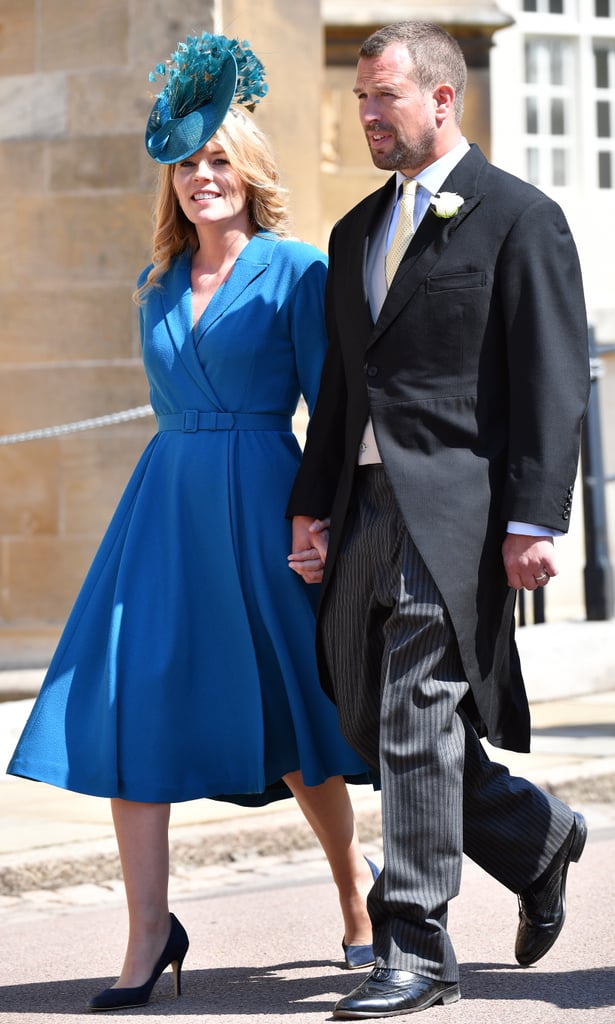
[0,405,154,446]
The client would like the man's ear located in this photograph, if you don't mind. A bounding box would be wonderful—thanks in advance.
[433,83,455,123]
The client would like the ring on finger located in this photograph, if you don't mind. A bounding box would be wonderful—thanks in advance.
[534,571,550,584]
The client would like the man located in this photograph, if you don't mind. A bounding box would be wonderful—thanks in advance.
[288,20,590,1019]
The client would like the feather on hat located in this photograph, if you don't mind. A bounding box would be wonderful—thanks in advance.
[145,33,267,164]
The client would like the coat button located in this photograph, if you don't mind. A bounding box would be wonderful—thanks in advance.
[366,365,378,377]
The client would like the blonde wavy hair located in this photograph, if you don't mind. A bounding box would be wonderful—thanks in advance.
[134,107,291,303]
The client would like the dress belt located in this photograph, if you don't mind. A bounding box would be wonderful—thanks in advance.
[157,410,291,433]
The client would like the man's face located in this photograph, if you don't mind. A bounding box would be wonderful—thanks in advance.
[353,42,438,176]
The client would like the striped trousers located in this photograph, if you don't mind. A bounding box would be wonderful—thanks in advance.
[322,466,574,981]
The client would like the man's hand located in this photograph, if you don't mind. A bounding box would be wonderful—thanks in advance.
[502,533,558,590]
[288,516,330,584]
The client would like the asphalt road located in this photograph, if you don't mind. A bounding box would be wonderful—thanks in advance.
[1,817,613,1024]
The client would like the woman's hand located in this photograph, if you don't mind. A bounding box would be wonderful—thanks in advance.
[288,516,330,584]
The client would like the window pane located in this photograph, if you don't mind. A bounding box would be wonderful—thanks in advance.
[524,0,537,10]
[595,50,609,89]
[527,148,540,185]
[595,0,610,16]
[526,97,539,133]
[550,44,564,86]
[552,149,567,185]
[551,98,565,134]
[597,101,611,138]
[598,152,612,188]
[549,0,563,12]
[525,42,539,84]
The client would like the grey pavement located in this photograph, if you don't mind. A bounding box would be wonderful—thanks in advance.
[1,830,614,1024]
[0,618,614,1022]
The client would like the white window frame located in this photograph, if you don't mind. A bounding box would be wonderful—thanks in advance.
[522,36,576,188]
[491,0,615,195]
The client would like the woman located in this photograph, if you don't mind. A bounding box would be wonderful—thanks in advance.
[7,34,378,1011]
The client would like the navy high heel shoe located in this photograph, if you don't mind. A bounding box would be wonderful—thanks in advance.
[342,856,380,970]
[87,912,189,1011]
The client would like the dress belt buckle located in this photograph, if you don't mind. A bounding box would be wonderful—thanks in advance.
[182,410,199,432]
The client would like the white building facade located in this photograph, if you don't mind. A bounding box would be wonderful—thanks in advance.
[490,0,615,345]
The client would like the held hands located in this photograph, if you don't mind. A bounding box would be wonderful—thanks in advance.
[288,516,330,584]
[502,534,558,591]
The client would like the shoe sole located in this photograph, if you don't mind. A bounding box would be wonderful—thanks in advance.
[516,812,588,967]
[333,983,461,1018]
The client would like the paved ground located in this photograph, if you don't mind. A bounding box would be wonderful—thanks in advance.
[0,818,613,1023]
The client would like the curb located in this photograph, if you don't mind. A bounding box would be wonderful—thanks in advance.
[0,802,383,899]
[2,761,615,899]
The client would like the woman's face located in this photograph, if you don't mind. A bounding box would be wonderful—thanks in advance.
[173,137,250,233]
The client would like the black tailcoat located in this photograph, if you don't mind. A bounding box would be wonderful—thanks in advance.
[289,145,589,752]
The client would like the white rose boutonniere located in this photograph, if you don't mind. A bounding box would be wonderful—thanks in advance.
[430,192,465,219]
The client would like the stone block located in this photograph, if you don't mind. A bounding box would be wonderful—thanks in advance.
[0,140,46,194]
[0,286,138,363]
[0,625,61,669]
[60,421,155,534]
[129,0,216,64]
[136,144,159,190]
[49,136,143,191]
[0,362,150,436]
[0,442,60,536]
[68,69,151,136]
[0,72,67,141]
[2,535,100,622]
[13,193,152,285]
[0,0,36,76]
[40,0,128,71]
[321,170,385,249]
[0,200,17,285]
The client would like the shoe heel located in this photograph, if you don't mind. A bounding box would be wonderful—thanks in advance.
[570,814,588,863]
[341,856,380,970]
[439,984,461,1005]
[171,954,181,995]
[365,856,380,882]
[171,956,184,998]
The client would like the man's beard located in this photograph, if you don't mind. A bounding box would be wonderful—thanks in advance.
[367,122,436,172]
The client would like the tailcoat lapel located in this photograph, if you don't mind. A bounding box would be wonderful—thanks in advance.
[334,203,384,343]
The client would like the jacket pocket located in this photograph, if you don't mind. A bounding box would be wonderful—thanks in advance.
[425,271,486,293]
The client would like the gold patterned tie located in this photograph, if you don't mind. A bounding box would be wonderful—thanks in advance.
[385,178,418,287]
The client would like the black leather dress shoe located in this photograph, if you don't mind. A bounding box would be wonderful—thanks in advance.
[515,811,588,967]
[333,968,460,1019]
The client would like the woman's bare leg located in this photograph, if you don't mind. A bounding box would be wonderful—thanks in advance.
[110,798,172,988]
[282,771,375,946]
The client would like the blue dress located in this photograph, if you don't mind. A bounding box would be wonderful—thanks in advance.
[7,234,371,804]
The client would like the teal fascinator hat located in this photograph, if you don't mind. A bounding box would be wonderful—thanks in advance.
[145,33,268,164]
